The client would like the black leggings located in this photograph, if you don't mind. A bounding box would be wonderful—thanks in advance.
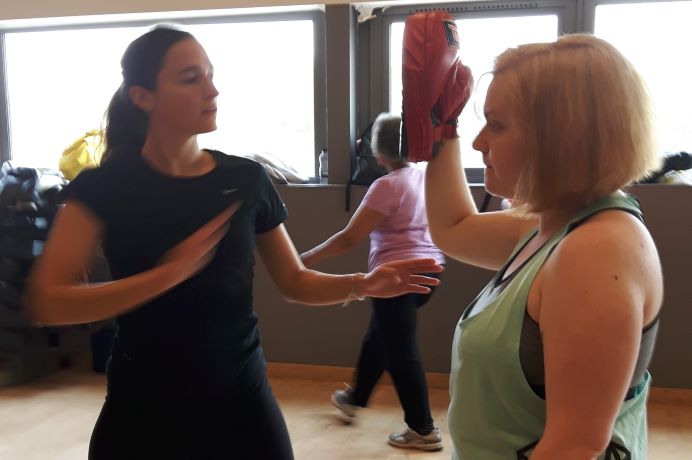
[89,376,294,460]
[351,273,440,433]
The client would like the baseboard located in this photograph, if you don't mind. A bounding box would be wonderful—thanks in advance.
[648,386,692,406]
[267,363,692,403]
[266,362,449,390]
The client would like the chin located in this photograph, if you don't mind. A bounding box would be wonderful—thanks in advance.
[198,124,218,134]
[483,178,510,199]
[483,171,497,194]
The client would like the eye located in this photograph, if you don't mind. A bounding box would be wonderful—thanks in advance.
[487,120,504,133]
[180,71,200,84]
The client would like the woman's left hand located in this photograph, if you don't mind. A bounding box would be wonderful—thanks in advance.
[357,258,443,298]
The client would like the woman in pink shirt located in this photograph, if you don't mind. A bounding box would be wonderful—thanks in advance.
[301,113,445,451]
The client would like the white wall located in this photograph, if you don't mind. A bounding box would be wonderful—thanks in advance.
[0,0,329,22]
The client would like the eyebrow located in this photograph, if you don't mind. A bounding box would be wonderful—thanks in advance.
[177,64,214,75]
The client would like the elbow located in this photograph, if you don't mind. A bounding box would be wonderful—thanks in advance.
[336,231,360,251]
[535,433,611,460]
[429,228,455,256]
[281,292,302,304]
[23,291,52,326]
[23,282,64,327]
[276,269,308,305]
[428,228,445,250]
[585,434,614,458]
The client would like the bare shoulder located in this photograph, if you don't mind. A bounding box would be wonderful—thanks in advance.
[541,209,662,322]
[557,209,659,268]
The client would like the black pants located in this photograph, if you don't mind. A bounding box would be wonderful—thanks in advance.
[88,375,294,460]
[351,273,440,433]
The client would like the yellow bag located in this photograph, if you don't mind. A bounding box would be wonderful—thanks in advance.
[59,129,104,180]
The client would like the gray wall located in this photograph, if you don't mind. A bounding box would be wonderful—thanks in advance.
[253,184,692,389]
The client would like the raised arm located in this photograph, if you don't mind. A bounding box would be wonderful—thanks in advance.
[26,201,234,326]
[299,206,384,268]
[531,212,662,459]
[425,138,537,270]
[257,224,441,305]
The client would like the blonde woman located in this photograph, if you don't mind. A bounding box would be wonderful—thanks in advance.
[425,35,662,459]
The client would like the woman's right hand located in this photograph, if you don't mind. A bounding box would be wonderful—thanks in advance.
[159,202,242,285]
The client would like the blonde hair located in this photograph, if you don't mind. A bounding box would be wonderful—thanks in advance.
[493,34,660,212]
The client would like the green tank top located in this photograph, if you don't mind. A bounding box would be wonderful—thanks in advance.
[449,194,650,459]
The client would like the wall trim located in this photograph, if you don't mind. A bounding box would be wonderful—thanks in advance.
[268,362,692,404]
[267,362,450,390]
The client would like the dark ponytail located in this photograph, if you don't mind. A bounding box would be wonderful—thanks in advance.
[101,26,194,163]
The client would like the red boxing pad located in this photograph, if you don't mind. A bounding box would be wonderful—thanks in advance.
[432,60,474,146]
[401,11,460,162]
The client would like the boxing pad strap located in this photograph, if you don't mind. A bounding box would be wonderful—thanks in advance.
[433,122,459,141]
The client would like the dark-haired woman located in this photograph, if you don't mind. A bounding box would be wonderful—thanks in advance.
[25,26,442,460]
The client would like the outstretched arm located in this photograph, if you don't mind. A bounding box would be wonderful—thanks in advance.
[25,201,235,325]
[426,138,537,270]
[299,206,384,268]
[258,224,441,306]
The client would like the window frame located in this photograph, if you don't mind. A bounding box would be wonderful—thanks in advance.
[0,8,326,178]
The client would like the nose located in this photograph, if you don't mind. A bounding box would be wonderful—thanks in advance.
[206,76,219,99]
[472,130,487,155]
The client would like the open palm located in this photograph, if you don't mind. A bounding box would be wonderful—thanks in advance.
[361,258,443,298]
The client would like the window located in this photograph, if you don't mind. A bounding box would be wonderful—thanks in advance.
[594,0,692,154]
[389,15,558,168]
[189,21,315,177]
[4,16,317,177]
[5,27,147,169]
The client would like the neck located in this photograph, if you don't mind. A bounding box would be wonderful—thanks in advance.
[140,130,211,177]
[388,161,409,172]
[536,205,582,238]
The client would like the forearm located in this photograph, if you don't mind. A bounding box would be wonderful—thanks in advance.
[302,232,358,267]
[425,138,478,243]
[280,269,364,306]
[26,264,180,326]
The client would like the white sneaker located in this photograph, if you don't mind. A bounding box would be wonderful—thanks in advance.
[331,386,358,424]
[388,424,443,451]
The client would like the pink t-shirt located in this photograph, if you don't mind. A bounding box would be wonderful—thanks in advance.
[360,166,445,271]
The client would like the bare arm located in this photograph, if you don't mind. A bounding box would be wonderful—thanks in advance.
[257,224,442,305]
[300,206,385,268]
[425,138,537,270]
[531,213,662,459]
[25,201,235,326]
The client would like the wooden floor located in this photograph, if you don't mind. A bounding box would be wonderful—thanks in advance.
[1,365,691,459]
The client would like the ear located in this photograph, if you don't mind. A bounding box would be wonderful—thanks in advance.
[128,85,155,112]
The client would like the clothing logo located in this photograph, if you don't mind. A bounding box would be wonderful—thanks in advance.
[222,188,238,195]
[442,20,460,49]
